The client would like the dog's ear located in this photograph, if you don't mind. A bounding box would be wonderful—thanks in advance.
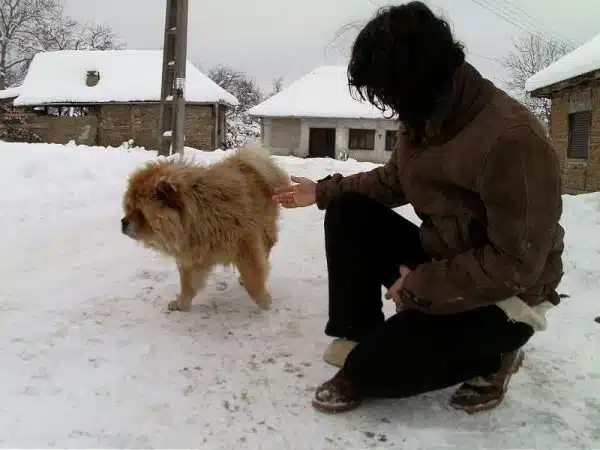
[155,179,181,210]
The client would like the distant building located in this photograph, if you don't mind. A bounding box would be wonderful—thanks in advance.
[526,32,600,194]
[0,49,238,150]
[248,65,400,164]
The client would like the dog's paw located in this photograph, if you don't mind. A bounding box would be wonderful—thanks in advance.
[255,293,272,310]
[168,298,191,312]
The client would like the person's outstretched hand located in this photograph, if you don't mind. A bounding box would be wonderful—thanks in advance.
[273,175,317,208]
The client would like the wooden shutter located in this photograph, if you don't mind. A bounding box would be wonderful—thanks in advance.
[567,111,591,159]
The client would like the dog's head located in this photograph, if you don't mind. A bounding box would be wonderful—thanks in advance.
[121,161,185,253]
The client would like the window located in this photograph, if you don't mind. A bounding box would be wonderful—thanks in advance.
[567,111,591,160]
[385,130,398,151]
[348,128,375,150]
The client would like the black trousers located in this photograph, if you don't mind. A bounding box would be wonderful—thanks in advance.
[324,192,534,398]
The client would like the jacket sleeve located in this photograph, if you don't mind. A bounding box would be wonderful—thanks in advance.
[314,148,407,209]
[400,125,563,314]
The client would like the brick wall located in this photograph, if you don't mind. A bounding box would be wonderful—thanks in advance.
[30,115,98,146]
[98,103,215,150]
[2,105,98,146]
[550,84,600,193]
[184,104,214,150]
[2,103,218,150]
[98,104,154,149]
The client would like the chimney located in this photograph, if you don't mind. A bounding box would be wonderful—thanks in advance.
[86,70,100,87]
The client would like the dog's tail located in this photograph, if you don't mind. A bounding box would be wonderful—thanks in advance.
[233,141,290,189]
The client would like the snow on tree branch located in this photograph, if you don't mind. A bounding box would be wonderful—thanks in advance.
[207,64,265,149]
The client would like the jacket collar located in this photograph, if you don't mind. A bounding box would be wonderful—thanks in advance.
[411,62,495,147]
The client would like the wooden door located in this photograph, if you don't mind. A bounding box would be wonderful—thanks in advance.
[308,127,336,158]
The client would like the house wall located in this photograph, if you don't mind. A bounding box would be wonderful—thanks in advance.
[0,104,97,145]
[1,103,219,150]
[186,105,217,150]
[98,104,216,150]
[261,116,399,163]
[262,118,302,155]
[550,84,600,193]
[31,115,98,146]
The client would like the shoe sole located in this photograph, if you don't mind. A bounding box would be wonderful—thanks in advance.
[311,397,363,414]
[451,350,525,414]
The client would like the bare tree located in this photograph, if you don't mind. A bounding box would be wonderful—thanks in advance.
[503,33,575,133]
[75,23,121,50]
[271,76,283,95]
[0,0,59,88]
[0,0,123,89]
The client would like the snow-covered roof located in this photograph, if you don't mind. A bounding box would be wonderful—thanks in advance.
[525,32,600,93]
[12,50,239,107]
[0,85,20,100]
[248,65,395,120]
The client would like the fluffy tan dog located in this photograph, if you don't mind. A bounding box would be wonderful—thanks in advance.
[121,142,290,312]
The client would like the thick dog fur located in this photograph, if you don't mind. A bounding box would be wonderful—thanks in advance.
[121,142,290,311]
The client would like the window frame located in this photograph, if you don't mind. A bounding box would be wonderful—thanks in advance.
[348,128,376,150]
[567,110,592,160]
[385,130,399,151]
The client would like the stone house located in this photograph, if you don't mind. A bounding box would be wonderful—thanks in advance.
[526,32,600,193]
[248,66,400,164]
[0,50,238,150]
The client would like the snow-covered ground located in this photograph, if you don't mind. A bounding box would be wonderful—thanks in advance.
[0,141,598,449]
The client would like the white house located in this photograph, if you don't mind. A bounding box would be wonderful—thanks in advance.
[248,65,400,163]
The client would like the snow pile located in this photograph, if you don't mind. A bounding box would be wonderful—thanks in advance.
[12,50,239,107]
[0,85,21,100]
[0,142,598,449]
[525,31,600,92]
[248,65,395,120]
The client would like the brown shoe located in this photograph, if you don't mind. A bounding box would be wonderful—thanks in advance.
[449,350,525,414]
[312,370,363,413]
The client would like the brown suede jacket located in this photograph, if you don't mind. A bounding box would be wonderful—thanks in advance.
[315,62,565,315]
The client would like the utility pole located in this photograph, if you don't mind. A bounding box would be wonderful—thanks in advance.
[158,0,189,156]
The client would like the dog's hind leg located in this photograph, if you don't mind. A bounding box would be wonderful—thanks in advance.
[168,263,210,312]
[236,235,272,310]
[238,226,277,288]
[263,223,277,260]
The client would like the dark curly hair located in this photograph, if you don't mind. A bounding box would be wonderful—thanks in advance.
[347,1,465,142]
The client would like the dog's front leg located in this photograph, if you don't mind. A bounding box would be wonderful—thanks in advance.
[168,263,209,312]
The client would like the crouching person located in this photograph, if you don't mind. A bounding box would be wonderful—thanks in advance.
[273,1,564,414]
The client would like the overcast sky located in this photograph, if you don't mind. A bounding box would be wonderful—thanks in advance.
[63,0,600,93]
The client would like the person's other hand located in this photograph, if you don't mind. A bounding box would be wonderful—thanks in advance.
[273,176,317,208]
[385,265,412,311]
